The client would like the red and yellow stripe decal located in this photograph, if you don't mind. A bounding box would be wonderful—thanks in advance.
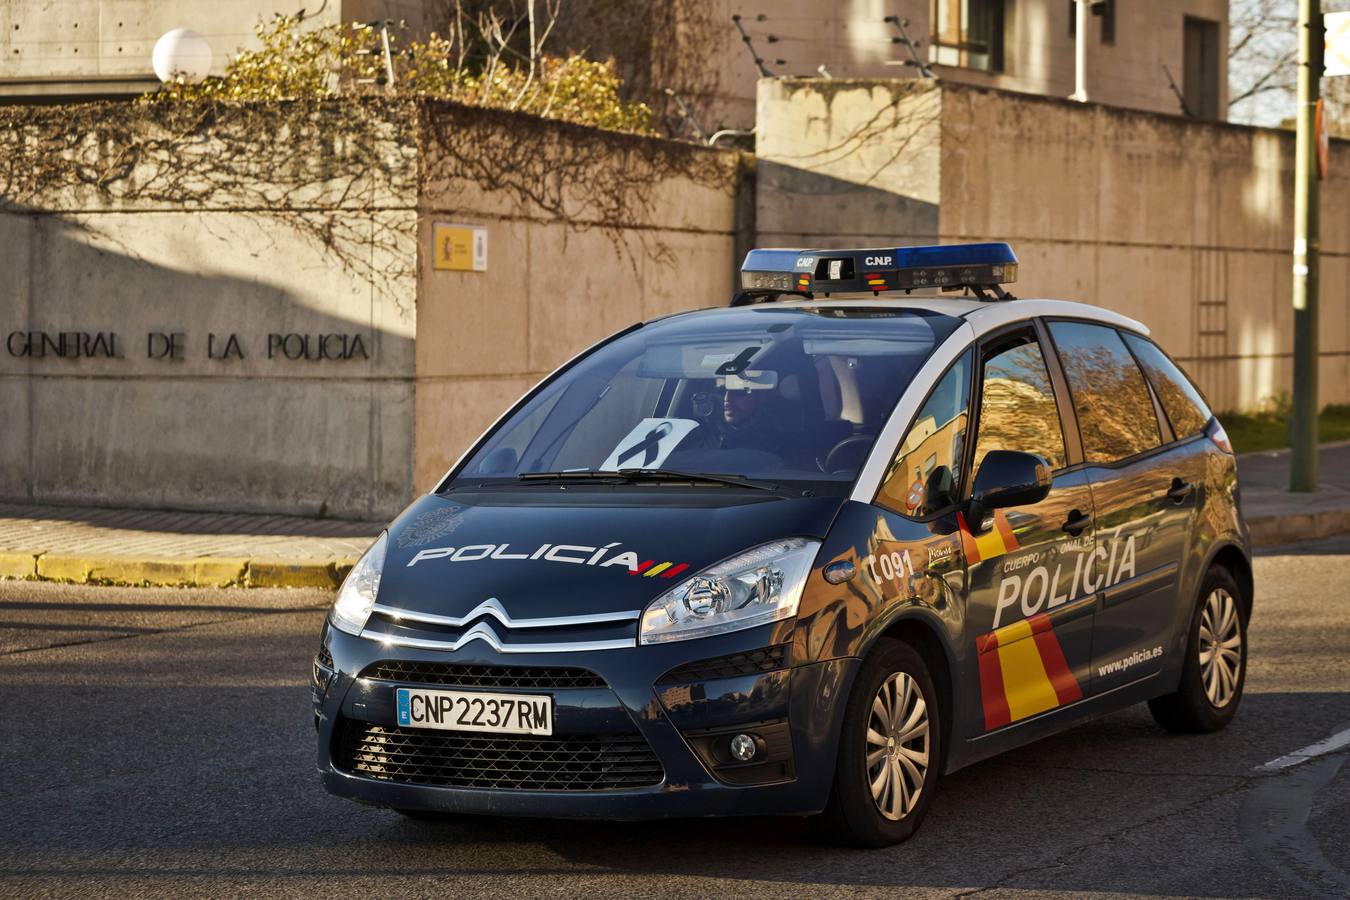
[977,613,1083,730]
[864,273,888,290]
[957,510,1019,564]
[630,560,689,579]
[797,274,811,289]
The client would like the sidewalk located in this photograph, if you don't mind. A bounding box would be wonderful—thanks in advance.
[0,503,379,589]
[0,443,1345,591]
[1237,441,1350,547]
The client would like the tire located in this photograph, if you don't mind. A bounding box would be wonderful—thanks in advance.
[1148,565,1247,734]
[812,638,944,847]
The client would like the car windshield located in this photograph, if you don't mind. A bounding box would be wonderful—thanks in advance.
[450,305,962,492]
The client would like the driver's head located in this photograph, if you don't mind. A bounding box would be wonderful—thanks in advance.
[723,387,763,426]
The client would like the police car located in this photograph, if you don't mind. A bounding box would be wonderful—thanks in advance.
[313,242,1251,846]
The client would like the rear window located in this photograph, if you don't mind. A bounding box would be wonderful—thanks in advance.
[1121,333,1212,439]
[1048,321,1161,464]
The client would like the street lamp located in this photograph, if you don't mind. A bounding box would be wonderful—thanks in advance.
[152,29,213,84]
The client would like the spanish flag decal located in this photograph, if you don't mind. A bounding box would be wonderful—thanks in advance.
[976,613,1083,731]
[957,509,1019,564]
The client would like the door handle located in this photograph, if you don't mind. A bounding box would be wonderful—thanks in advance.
[1061,509,1092,535]
[1167,478,1194,503]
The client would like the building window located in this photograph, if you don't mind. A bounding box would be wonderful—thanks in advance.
[1183,16,1221,120]
[930,0,1006,73]
[1068,0,1116,44]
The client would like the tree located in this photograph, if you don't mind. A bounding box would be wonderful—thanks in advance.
[1228,0,1299,126]
[1229,0,1350,135]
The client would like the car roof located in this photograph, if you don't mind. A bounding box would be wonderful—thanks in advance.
[693,296,1150,338]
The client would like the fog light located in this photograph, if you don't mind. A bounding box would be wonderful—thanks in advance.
[729,733,758,762]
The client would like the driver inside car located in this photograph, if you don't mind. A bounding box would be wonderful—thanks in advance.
[680,371,806,466]
[715,379,782,451]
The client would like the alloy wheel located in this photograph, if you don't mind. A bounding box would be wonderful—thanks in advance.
[865,671,930,821]
[1198,587,1242,708]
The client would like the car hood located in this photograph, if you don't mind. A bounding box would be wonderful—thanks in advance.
[372,487,846,621]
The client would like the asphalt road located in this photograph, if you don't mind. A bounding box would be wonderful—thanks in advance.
[1,539,1348,899]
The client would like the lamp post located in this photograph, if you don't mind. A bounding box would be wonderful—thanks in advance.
[152,29,213,85]
[1290,1,1323,492]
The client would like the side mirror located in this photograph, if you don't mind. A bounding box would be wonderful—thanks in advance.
[971,450,1053,512]
[921,465,956,515]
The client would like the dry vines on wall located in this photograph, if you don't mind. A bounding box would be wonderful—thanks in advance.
[0,99,420,312]
[776,79,942,187]
[0,7,739,313]
[419,100,739,269]
[0,7,743,312]
[0,98,741,314]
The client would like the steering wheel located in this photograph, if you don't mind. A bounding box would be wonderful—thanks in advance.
[821,434,874,475]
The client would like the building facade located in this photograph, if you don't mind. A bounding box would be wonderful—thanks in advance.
[4,1,1229,129]
[557,0,1230,135]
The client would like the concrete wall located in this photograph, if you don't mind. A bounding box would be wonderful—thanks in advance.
[411,105,745,492]
[756,78,1350,413]
[1,103,419,519]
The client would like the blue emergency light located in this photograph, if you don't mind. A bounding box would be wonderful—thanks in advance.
[739,242,1018,296]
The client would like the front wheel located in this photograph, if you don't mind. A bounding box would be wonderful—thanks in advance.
[1148,566,1247,733]
[813,639,943,847]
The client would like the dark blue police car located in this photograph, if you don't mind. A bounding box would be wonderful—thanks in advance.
[313,243,1251,846]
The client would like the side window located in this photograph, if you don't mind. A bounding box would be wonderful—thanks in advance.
[1121,333,1212,439]
[878,351,973,516]
[1048,321,1161,463]
[972,335,1067,473]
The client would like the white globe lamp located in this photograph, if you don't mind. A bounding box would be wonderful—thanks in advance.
[152,29,213,84]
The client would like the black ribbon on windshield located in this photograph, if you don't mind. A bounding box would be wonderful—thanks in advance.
[715,346,761,375]
[617,422,674,467]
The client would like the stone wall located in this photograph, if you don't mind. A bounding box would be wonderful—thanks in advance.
[757,78,1350,413]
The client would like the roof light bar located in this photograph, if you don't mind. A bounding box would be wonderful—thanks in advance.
[739,242,1018,296]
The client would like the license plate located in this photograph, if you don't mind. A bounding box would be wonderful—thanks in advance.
[395,687,553,736]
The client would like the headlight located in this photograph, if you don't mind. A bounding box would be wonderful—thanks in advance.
[639,538,819,644]
[331,532,387,635]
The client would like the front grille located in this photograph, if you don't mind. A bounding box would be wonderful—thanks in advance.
[316,643,334,670]
[359,661,607,690]
[336,720,664,791]
[658,644,790,683]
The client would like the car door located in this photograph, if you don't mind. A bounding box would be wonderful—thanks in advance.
[1044,320,1194,694]
[1120,329,1219,634]
[958,326,1096,734]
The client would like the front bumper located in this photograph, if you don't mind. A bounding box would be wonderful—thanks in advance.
[314,620,858,820]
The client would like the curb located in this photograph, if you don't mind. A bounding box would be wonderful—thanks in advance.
[0,551,356,589]
[1248,510,1350,548]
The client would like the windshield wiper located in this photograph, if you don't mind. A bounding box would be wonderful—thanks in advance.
[617,468,777,491]
[517,469,776,491]
[517,470,625,482]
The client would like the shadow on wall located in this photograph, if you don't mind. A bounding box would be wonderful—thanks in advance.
[0,210,416,521]
[753,161,939,248]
